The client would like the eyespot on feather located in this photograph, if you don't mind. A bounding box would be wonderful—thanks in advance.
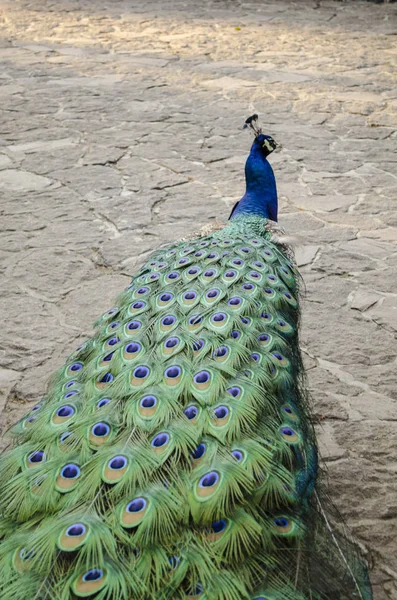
[210,405,230,427]
[56,463,81,492]
[25,450,46,468]
[89,422,112,447]
[280,426,301,444]
[123,341,143,361]
[151,432,171,454]
[51,404,76,425]
[12,547,35,573]
[72,568,107,597]
[138,395,159,417]
[195,470,221,499]
[102,455,129,483]
[164,365,183,387]
[193,370,211,391]
[120,496,149,528]
[57,522,89,551]
[206,518,228,542]
[95,372,114,389]
[130,365,151,387]
[272,516,295,536]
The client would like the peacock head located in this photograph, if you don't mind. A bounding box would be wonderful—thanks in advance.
[244,114,279,157]
[252,133,278,157]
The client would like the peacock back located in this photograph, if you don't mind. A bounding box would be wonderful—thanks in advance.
[0,215,371,600]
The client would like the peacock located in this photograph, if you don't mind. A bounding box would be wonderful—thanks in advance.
[0,115,372,600]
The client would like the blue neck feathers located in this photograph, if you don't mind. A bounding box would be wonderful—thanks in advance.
[230,137,278,222]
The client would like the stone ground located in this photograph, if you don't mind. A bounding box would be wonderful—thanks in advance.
[0,0,396,597]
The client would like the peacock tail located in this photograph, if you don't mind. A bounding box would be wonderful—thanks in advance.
[0,128,372,600]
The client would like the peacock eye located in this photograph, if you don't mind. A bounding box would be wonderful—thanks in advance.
[98,372,113,384]
[227,386,241,398]
[66,523,86,537]
[166,366,181,378]
[231,450,244,462]
[140,395,157,408]
[191,443,206,459]
[165,337,179,348]
[167,272,179,280]
[108,456,127,470]
[194,371,210,384]
[192,339,204,351]
[168,556,180,569]
[91,423,110,437]
[274,517,289,527]
[184,291,197,300]
[125,342,141,354]
[184,406,199,420]
[214,346,228,357]
[97,398,111,409]
[28,451,46,463]
[151,433,170,448]
[213,406,228,419]
[137,287,149,294]
[160,293,172,301]
[231,330,241,339]
[132,301,145,309]
[228,297,242,306]
[82,569,103,583]
[258,334,270,342]
[199,471,219,487]
[211,519,227,533]
[133,366,150,379]
[162,316,176,326]
[127,321,141,330]
[189,315,202,325]
[211,312,226,323]
[56,405,75,418]
[225,270,236,278]
[60,464,80,479]
[126,497,147,513]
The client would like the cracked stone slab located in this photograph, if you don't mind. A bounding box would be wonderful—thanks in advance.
[0,169,54,191]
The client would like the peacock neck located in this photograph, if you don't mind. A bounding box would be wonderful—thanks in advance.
[230,143,278,222]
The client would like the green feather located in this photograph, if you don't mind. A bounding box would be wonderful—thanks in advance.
[0,215,372,600]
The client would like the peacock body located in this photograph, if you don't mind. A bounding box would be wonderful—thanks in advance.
[0,117,371,600]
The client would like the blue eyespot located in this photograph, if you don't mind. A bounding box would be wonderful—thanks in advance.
[191,443,206,459]
[151,433,169,448]
[127,497,147,513]
[60,464,80,479]
[66,523,86,537]
[91,423,110,437]
[140,395,157,408]
[199,471,219,488]
[82,569,103,583]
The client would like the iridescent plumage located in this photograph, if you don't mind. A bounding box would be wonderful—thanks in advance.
[0,118,371,600]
